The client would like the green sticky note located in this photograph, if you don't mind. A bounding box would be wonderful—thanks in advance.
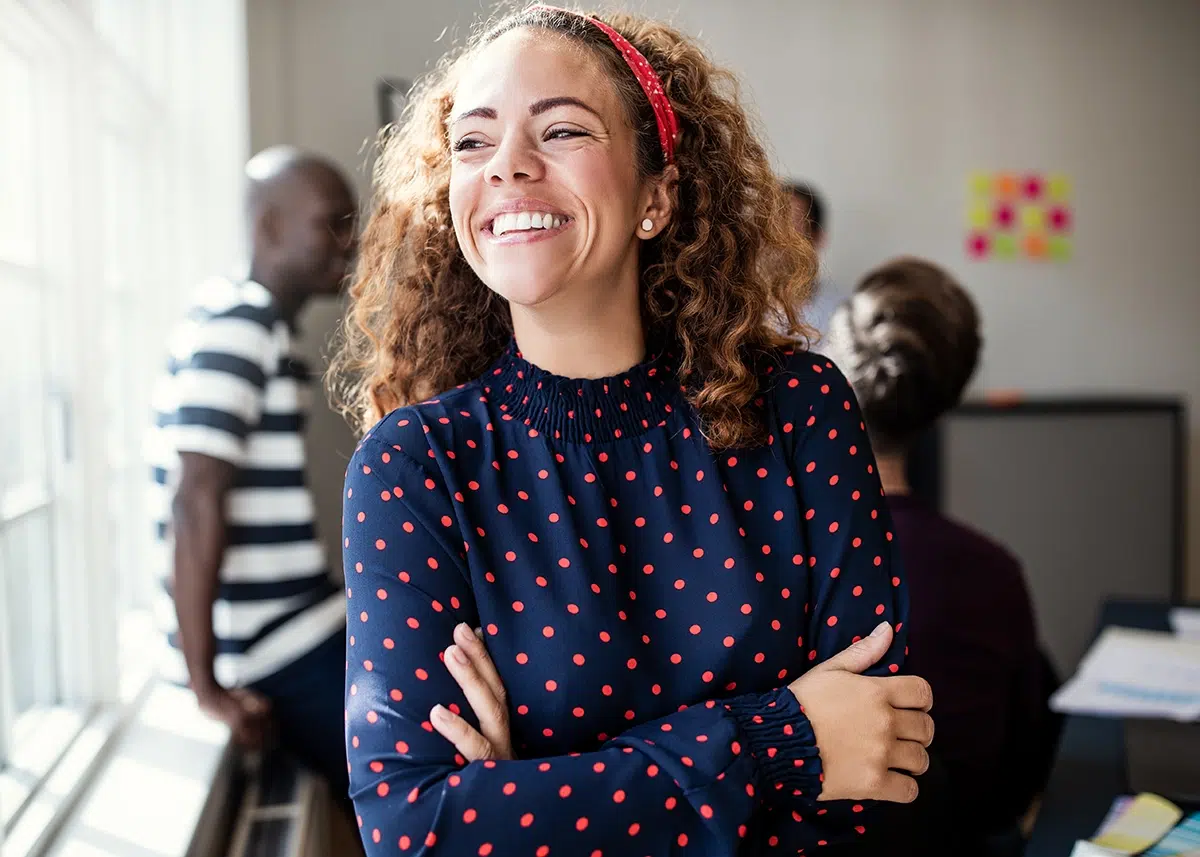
[1049,236,1072,261]
[1021,205,1045,230]
[993,233,1017,259]
[968,172,992,197]
[1048,174,1072,200]
[968,202,991,229]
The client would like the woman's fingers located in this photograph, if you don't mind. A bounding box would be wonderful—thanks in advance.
[454,623,507,707]
[888,739,931,776]
[430,704,495,761]
[877,770,921,804]
[892,708,935,746]
[443,642,513,759]
[883,675,934,711]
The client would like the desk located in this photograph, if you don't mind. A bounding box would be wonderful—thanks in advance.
[1026,600,1182,856]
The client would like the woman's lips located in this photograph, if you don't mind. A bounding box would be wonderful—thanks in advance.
[482,217,574,245]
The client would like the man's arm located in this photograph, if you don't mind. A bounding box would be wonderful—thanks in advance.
[172,451,270,746]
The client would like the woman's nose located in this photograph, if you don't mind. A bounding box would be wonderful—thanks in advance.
[487,136,544,186]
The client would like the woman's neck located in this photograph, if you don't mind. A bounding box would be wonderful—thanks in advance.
[876,453,911,497]
[509,269,645,379]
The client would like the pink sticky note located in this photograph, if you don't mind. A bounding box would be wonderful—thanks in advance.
[1049,205,1072,233]
[967,232,991,260]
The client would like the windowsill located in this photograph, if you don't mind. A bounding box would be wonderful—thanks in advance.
[1,706,89,832]
[7,613,240,857]
[20,681,237,857]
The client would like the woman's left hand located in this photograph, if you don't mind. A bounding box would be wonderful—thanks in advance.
[430,622,515,761]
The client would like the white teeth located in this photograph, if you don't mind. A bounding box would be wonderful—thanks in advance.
[490,211,565,236]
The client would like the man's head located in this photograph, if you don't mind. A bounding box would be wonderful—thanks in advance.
[245,147,358,298]
[782,181,826,252]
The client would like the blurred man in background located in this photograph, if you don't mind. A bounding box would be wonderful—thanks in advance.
[783,180,845,345]
[146,147,357,800]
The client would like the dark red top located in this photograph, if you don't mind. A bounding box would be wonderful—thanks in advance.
[888,493,1055,833]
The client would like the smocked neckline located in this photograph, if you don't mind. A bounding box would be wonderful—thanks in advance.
[482,339,686,444]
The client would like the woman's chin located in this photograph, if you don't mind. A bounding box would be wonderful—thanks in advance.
[487,274,569,310]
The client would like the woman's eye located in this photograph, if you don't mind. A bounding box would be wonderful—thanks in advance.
[546,128,589,141]
[452,138,486,152]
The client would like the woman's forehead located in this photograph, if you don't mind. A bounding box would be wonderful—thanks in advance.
[452,28,615,115]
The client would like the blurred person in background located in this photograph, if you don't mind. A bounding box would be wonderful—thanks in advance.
[828,257,1061,852]
[145,146,358,801]
[782,180,845,344]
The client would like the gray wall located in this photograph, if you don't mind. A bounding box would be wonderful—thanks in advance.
[245,0,1200,596]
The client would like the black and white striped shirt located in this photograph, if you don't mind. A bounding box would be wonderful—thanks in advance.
[147,278,343,687]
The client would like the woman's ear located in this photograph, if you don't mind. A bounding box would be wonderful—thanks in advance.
[637,164,678,240]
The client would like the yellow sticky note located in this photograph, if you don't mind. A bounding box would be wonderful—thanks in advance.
[968,202,991,229]
[993,233,1017,260]
[1048,173,1072,200]
[1049,236,1072,261]
[968,172,992,197]
[1021,205,1045,230]
[1092,793,1183,853]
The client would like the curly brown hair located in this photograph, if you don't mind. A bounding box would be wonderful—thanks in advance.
[329,4,816,449]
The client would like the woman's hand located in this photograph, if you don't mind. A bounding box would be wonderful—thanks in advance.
[430,622,515,761]
[788,622,935,803]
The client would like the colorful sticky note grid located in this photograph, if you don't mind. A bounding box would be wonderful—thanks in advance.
[966,171,1073,262]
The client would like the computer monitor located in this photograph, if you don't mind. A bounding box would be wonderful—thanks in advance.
[909,400,1185,673]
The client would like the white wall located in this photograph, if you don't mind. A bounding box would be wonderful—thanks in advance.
[245,0,1200,595]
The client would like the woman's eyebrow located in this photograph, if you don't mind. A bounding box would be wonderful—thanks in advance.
[451,97,602,126]
[451,106,498,124]
[529,96,602,120]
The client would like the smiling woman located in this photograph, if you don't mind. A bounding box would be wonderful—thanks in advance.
[330,5,932,856]
[331,4,816,447]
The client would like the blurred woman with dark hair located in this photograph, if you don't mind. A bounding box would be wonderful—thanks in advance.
[829,257,1060,849]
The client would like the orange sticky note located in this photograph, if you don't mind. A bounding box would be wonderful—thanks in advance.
[994,174,1019,198]
[1024,233,1048,259]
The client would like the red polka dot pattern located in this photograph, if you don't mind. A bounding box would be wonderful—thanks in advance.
[343,343,907,855]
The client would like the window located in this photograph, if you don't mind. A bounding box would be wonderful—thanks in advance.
[0,10,73,785]
[0,1,249,851]
[0,10,84,842]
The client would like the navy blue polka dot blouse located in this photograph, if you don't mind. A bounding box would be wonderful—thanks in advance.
[343,342,908,855]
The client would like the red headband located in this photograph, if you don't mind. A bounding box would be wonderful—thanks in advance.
[531,5,679,165]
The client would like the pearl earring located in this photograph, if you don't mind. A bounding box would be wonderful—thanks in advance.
[641,218,654,232]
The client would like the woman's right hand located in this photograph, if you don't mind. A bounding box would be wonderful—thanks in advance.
[787,622,934,803]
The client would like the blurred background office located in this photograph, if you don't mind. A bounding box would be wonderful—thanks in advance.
[1,1,1197,856]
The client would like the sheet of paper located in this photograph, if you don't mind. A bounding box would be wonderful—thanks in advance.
[1144,812,1200,856]
[1170,608,1200,641]
[1095,796,1136,836]
[1051,627,1200,721]
[1090,793,1183,854]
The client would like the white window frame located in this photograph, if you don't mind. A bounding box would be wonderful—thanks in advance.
[1,1,251,854]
